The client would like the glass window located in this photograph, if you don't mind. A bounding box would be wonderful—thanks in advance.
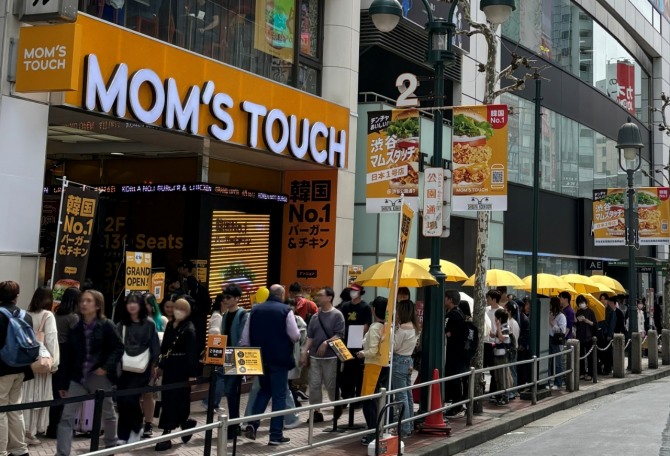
[299,0,319,58]
[503,0,650,123]
[578,125,594,198]
[297,64,319,94]
[540,108,560,192]
[503,93,534,187]
[560,116,579,197]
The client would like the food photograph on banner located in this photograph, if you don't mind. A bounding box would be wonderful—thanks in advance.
[451,105,509,212]
[592,187,670,246]
[366,109,420,213]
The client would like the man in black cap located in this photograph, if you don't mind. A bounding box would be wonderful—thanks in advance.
[338,284,372,403]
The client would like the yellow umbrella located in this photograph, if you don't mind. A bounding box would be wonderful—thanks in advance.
[462,269,525,287]
[519,273,577,296]
[570,293,606,322]
[417,259,468,282]
[590,275,626,294]
[560,274,601,294]
[354,258,439,288]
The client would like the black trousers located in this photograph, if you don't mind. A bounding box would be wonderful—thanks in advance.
[339,357,365,399]
[579,339,594,376]
[117,370,151,441]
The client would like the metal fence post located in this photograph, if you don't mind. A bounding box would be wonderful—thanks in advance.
[466,368,475,426]
[217,413,228,456]
[591,336,598,383]
[204,369,217,456]
[89,389,105,452]
[531,356,537,405]
[649,329,659,369]
[377,388,387,436]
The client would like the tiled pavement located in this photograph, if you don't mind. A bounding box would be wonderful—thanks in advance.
[29,359,670,455]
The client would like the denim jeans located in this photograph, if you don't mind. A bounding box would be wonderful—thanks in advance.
[549,342,564,387]
[244,378,298,427]
[391,355,413,435]
[250,365,288,441]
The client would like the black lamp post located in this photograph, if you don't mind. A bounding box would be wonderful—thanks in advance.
[616,118,643,365]
[369,0,515,406]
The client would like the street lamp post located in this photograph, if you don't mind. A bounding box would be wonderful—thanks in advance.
[616,117,643,366]
[369,0,515,408]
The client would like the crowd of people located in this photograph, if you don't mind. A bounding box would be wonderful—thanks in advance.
[0,273,660,454]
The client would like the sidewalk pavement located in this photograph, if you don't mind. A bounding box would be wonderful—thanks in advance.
[31,358,670,456]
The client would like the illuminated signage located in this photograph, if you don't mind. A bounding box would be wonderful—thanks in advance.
[208,211,271,306]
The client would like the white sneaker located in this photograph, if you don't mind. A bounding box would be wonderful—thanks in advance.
[551,385,560,390]
[128,429,142,444]
[117,439,127,446]
[25,434,41,445]
[284,419,301,430]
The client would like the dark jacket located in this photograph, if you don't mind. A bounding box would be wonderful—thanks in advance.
[249,297,294,369]
[66,317,124,385]
[445,307,467,367]
[0,302,34,380]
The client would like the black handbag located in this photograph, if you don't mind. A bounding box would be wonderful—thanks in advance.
[551,332,565,346]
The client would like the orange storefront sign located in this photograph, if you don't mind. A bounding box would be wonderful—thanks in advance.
[16,15,348,169]
[15,23,82,92]
[280,170,337,289]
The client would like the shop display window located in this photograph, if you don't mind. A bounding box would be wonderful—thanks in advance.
[79,0,323,95]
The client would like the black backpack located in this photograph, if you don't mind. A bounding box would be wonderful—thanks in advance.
[463,320,479,360]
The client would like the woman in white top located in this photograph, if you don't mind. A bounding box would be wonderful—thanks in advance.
[392,299,419,438]
[23,287,60,445]
[548,296,567,389]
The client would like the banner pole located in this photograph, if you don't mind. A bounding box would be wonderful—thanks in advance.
[50,177,68,287]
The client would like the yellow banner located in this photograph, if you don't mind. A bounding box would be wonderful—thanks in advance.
[151,272,165,302]
[125,251,152,294]
[223,348,264,376]
[366,110,420,213]
[593,187,670,246]
[451,105,509,211]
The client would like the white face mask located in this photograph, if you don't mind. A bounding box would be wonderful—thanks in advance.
[579,303,587,309]
[350,291,359,300]
[173,310,187,321]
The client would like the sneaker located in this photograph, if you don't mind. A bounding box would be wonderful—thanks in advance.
[284,420,302,430]
[551,385,560,391]
[447,410,466,418]
[268,437,290,445]
[117,440,127,446]
[296,390,309,400]
[128,429,142,444]
[155,440,172,451]
[244,424,256,440]
[496,397,509,406]
[25,434,41,446]
[361,435,374,445]
[181,419,197,443]
[142,422,153,439]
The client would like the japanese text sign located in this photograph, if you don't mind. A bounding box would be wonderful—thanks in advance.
[328,339,354,362]
[452,105,508,211]
[125,252,152,295]
[281,170,337,288]
[593,188,670,246]
[366,110,420,213]
[616,61,635,115]
[52,185,99,293]
[223,347,264,375]
[422,167,444,237]
[204,334,227,365]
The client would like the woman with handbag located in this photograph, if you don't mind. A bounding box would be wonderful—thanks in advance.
[548,296,567,390]
[22,287,60,445]
[116,293,161,445]
[154,298,198,451]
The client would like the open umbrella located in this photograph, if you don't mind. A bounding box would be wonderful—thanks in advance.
[570,292,606,322]
[519,273,576,296]
[354,258,439,288]
[590,275,626,294]
[459,291,474,314]
[560,274,601,294]
[462,269,525,288]
[417,258,468,282]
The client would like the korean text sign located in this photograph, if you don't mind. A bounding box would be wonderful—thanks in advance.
[592,188,670,246]
[366,110,420,213]
[281,170,337,288]
[52,186,99,291]
[451,105,508,211]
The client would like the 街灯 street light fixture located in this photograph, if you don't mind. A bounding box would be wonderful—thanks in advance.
[369,0,515,408]
[616,117,643,364]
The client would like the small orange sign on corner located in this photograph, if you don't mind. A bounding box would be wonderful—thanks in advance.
[204,334,227,366]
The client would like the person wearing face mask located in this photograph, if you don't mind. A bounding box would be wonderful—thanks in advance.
[154,298,198,451]
[337,284,371,405]
[574,295,596,381]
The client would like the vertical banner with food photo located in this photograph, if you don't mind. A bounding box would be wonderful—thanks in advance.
[366,110,420,213]
[593,188,670,246]
[52,185,99,307]
[452,105,509,211]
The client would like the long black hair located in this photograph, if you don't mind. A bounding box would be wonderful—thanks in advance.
[120,292,149,325]
[56,287,81,315]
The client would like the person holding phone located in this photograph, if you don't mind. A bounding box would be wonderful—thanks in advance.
[575,295,596,381]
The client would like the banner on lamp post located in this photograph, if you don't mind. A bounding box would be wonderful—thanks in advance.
[592,187,670,246]
[422,167,444,237]
[366,110,420,213]
[451,105,508,211]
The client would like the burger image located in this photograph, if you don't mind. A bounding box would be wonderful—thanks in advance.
[53,278,81,302]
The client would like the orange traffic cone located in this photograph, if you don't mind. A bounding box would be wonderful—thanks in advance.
[418,369,451,435]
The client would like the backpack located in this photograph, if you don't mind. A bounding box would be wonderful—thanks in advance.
[0,307,40,367]
[463,320,479,360]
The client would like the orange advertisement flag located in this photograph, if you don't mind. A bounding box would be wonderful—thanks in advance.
[362,363,382,396]
[376,202,414,367]
[593,187,670,246]
[451,105,508,211]
[366,110,420,213]
[280,170,337,289]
